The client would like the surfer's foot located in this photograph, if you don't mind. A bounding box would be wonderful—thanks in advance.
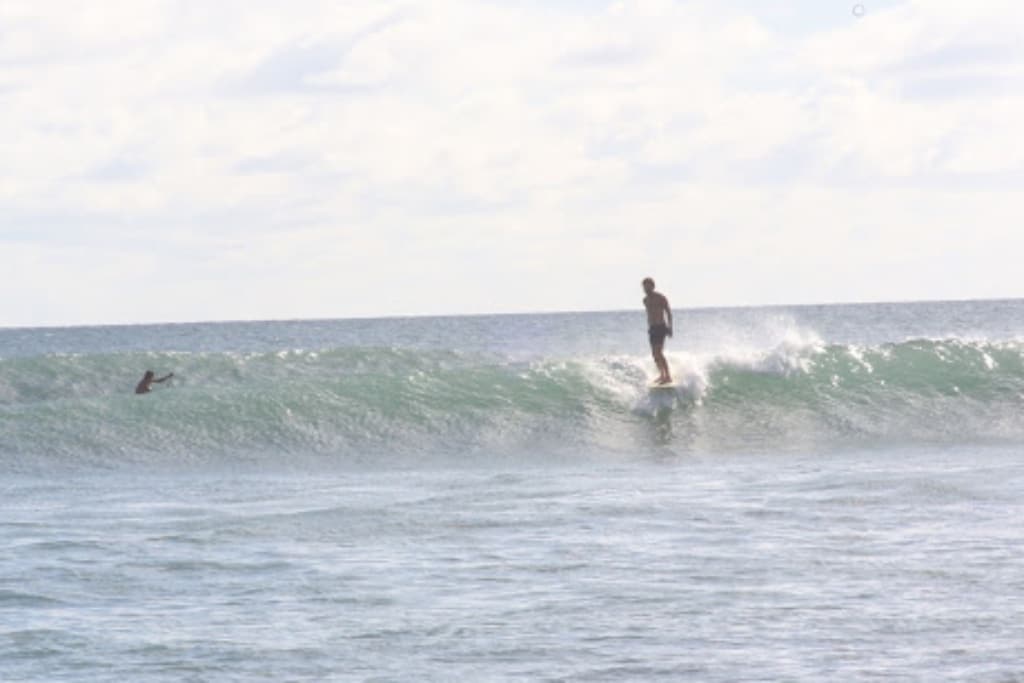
[657,376,672,385]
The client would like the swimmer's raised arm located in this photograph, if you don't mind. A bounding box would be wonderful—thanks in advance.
[135,370,174,394]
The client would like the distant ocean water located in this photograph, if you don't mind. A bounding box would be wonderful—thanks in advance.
[2,300,1024,681]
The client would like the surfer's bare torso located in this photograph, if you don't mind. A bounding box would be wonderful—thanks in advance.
[644,292,671,329]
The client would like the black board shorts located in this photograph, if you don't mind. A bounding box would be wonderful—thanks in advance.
[649,323,669,348]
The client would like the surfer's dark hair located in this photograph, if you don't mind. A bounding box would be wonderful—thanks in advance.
[642,277,654,287]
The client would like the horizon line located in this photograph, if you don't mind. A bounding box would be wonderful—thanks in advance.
[2,295,1022,332]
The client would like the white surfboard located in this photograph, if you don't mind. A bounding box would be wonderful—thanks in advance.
[647,380,678,391]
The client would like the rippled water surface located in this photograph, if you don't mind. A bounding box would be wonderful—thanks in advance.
[3,448,1023,681]
[3,301,1024,680]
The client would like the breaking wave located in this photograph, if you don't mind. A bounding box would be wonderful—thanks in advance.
[3,336,1024,471]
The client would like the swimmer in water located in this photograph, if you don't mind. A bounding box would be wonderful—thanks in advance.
[135,370,174,395]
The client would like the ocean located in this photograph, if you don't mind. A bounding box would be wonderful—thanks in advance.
[2,300,1023,681]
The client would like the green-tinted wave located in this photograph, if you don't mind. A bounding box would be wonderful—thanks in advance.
[2,338,1024,470]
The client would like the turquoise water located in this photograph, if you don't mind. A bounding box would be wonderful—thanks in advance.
[2,301,1024,680]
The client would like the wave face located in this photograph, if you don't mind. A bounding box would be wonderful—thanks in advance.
[3,334,1024,471]
[668,336,1024,452]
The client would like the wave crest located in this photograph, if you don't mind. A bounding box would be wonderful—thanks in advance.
[2,338,1024,470]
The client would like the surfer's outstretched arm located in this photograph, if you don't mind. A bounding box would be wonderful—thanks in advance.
[154,373,174,383]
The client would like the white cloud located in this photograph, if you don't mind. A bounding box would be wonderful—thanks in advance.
[1,0,1022,326]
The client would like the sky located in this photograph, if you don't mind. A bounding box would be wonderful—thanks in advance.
[2,0,1023,326]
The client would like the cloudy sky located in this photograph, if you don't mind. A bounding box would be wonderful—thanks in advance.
[2,0,1022,326]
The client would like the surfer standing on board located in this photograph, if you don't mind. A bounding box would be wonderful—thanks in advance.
[642,277,673,385]
[135,370,174,395]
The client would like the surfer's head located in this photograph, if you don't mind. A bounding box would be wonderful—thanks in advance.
[642,277,655,294]
[143,370,155,381]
